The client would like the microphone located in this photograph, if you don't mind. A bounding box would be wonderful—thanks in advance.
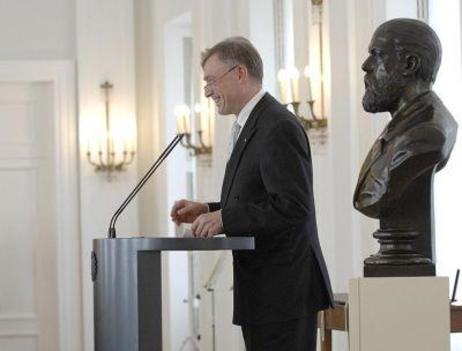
[108,134,185,238]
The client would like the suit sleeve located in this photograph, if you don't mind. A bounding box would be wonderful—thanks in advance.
[222,119,315,236]
[207,202,221,212]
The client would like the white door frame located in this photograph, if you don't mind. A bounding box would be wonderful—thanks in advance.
[0,61,82,351]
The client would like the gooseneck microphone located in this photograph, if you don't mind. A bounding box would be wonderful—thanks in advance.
[108,134,185,238]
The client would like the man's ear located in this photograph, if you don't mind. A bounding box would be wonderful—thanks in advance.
[237,65,248,82]
[402,54,420,76]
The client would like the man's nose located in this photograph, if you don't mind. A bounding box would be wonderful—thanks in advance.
[204,86,212,98]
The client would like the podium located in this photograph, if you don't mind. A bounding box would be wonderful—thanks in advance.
[92,237,254,351]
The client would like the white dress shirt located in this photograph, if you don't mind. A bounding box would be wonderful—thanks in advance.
[235,89,266,138]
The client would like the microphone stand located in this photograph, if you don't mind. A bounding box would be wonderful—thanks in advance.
[108,134,184,238]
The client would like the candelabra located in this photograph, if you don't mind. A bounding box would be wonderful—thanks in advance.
[278,68,328,133]
[86,81,136,180]
[289,100,327,130]
[277,0,328,137]
[180,130,212,156]
[175,103,213,157]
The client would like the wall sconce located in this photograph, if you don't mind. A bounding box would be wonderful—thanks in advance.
[277,0,327,134]
[175,100,213,157]
[278,66,327,130]
[86,81,136,180]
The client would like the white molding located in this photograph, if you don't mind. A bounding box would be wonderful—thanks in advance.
[0,313,37,324]
[417,0,429,22]
[0,100,33,104]
[273,0,286,71]
[0,314,39,337]
[52,61,83,351]
[0,60,82,351]
[0,314,38,321]
[0,161,39,169]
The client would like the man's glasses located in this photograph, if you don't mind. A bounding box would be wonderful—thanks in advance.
[204,64,239,92]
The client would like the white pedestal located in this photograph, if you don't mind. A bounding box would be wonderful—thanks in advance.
[348,277,450,351]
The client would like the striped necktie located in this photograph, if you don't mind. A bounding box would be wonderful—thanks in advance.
[228,120,241,158]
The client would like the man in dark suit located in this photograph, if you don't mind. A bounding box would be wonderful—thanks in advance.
[171,37,333,351]
[354,19,457,267]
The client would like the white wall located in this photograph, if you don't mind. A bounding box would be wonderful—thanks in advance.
[164,15,197,351]
[134,1,195,350]
[0,1,140,350]
[0,1,81,350]
[0,0,75,59]
[76,0,139,350]
[1,0,458,350]
[430,0,462,348]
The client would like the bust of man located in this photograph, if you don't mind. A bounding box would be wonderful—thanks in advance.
[354,18,458,276]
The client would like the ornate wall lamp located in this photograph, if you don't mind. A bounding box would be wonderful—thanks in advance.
[277,0,327,135]
[86,81,136,180]
[174,99,214,157]
[278,66,327,130]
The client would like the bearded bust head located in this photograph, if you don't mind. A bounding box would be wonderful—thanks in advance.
[361,18,442,115]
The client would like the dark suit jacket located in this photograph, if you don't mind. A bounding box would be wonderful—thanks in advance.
[209,93,334,325]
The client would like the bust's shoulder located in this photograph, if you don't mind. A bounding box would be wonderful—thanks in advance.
[386,92,456,146]
[429,93,458,133]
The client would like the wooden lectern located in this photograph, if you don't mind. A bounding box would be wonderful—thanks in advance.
[92,237,254,351]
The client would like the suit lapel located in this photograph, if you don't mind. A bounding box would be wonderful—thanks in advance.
[220,93,272,206]
[355,91,434,195]
[354,137,384,198]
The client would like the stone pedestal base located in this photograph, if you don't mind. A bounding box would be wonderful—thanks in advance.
[349,277,450,351]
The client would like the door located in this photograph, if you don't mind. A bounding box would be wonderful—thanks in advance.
[0,82,59,351]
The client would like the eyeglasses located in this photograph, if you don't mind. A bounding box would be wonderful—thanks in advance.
[204,65,239,92]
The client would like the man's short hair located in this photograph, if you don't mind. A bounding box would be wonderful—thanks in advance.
[377,18,442,83]
[201,36,264,82]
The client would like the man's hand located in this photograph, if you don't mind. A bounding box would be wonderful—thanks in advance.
[191,210,224,238]
[170,199,209,225]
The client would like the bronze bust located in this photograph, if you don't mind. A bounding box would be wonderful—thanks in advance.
[354,18,458,277]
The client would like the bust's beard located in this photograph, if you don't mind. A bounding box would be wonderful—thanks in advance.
[362,73,406,113]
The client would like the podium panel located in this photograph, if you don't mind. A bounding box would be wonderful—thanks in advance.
[92,237,254,351]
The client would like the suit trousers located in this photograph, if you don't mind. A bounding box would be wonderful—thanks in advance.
[241,312,318,351]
